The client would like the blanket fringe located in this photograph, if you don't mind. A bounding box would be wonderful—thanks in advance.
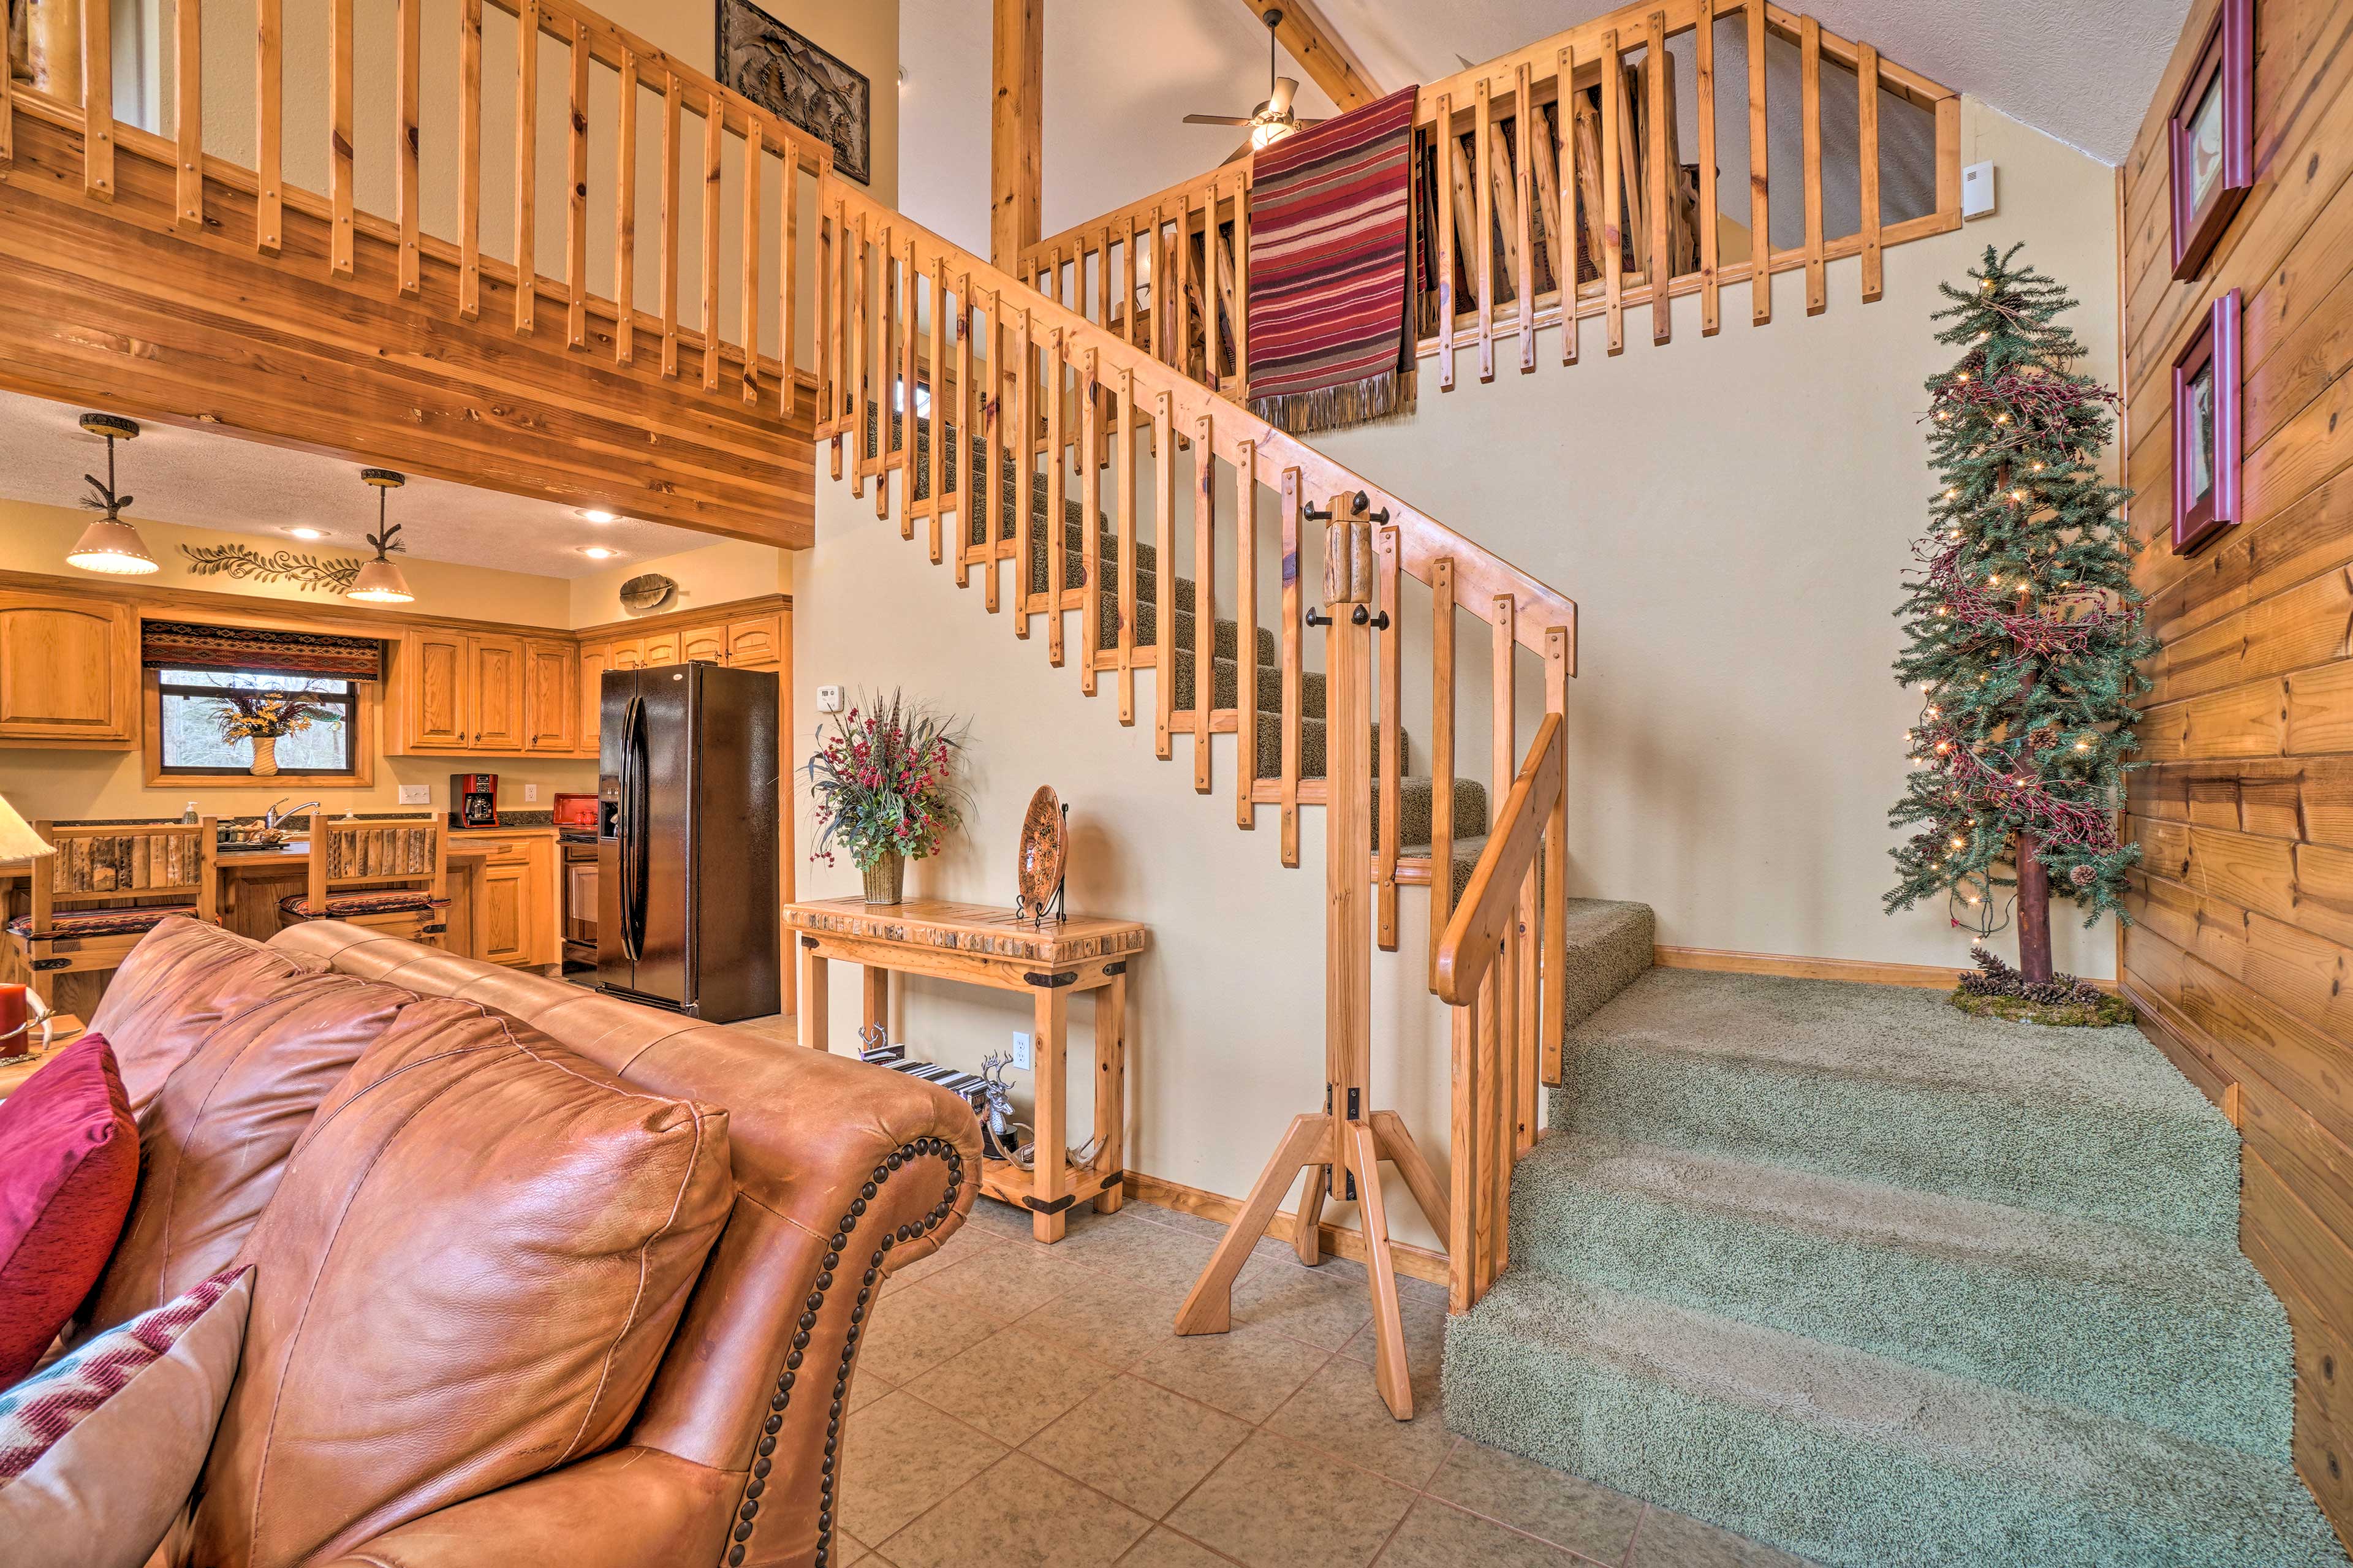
[1249,368,1416,436]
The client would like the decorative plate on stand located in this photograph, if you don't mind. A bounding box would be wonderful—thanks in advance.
[1017,786,1066,920]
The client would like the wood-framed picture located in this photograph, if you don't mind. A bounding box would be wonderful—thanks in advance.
[714,0,870,186]
[2167,0,2253,281]
[2172,288,2241,556]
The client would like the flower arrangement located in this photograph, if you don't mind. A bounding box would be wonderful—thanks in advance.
[207,689,343,743]
[804,690,969,903]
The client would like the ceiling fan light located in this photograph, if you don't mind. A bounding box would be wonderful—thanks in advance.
[66,517,159,575]
[1251,118,1296,150]
[346,556,415,603]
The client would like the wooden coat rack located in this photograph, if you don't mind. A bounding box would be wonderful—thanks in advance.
[1173,493,1450,1420]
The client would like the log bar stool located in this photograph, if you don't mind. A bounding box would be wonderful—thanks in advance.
[8,818,217,1007]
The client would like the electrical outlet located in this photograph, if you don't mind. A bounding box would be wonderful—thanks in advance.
[523,783,540,802]
[397,784,430,806]
[817,684,845,714]
[1010,1032,1033,1072]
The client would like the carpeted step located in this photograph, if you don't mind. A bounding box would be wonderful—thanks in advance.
[1167,643,1326,721]
[1097,592,1275,665]
[1243,714,1402,784]
[1505,1133,2292,1454]
[1442,1273,2342,1568]
[1552,970,2245,1245]
[1370,777,1488,851]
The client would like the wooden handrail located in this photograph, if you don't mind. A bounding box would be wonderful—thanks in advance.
[1014,0,1960,403]
[824,178,1576,655]
[1435,713,1564,1006]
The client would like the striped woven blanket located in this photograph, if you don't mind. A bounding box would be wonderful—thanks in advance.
[1246,85,1422,434]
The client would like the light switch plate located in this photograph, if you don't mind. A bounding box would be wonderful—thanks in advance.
[1961,161,1996,219]
[1011,1032,1033,1072]
[817,684,845,714]
[397,784,430,806]
[523,783,540,802]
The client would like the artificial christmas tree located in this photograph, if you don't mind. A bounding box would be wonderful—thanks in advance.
[1886,244,2155,1007]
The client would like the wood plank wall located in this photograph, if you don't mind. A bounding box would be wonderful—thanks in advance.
[2119,0,2353,1543]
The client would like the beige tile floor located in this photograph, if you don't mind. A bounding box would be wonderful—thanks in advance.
[834,1194,1813,1568]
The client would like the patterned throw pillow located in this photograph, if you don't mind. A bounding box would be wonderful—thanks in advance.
[0,1266,253,1568]
[0,1032,138,1385]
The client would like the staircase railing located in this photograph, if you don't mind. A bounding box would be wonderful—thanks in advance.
[815,175,1577,1312]
[1018,0,1959,401]
[1434,711,1567,1311]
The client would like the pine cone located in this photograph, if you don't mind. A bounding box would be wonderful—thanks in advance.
[2069,864,2096,888]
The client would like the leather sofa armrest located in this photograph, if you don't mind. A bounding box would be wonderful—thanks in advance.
[324,1447,737,1568]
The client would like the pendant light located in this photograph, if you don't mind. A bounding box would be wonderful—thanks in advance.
[66,414,159,575]
[346,468,415,604]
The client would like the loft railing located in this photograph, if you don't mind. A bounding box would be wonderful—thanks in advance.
[813,175,1575,1312]
[1,0,829,411]
[1016,0,1959,403]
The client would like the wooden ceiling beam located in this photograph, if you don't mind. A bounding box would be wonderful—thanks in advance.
[1254,0,1386,112]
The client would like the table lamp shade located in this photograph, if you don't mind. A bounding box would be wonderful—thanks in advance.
[0,795,56,865]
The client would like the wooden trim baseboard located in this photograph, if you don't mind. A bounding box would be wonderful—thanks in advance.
[1653,943,2122,993]
[1122,1169,1450,1289]
[2119,980,2243,1123]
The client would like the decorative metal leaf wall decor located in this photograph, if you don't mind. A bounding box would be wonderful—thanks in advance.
[178,543,365,594]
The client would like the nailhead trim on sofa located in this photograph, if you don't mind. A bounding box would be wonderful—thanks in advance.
[722,1135,965,1567]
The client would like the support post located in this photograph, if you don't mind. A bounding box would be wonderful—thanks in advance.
[990,0,1041,267]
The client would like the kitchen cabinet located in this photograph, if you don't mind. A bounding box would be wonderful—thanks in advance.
[0,592,138,748]
[443,831,556,968]
[523,640,578,753]
[469,634,526,752]
[577,643,610,759]
[391,629,570,757]
[725,614,781,670]
[572,597,787,760]
[681,625,727,664]
[642,630,682,665]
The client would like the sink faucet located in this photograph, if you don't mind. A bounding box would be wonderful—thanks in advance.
[260,799,319,831]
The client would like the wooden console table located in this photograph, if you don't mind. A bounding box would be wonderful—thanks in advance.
[781,898,1147,1242]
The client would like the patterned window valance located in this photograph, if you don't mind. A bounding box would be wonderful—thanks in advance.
[140,620,387,683]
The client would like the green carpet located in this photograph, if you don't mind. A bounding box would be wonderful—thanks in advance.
[1444,968,2347,1568]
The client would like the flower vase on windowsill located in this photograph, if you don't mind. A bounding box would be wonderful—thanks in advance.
[805,690,969,911]
[205,690,342,781]
[249,735,279,778]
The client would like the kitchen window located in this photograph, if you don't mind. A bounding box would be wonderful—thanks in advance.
[154,668,358,777]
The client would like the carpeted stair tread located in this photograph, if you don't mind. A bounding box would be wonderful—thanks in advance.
[1507,1132,2291,1453]
[1442,1273,2343,1568]
[1169,644,1325,722]
[1552,968,2240,1244]
[1099,592,1275,665]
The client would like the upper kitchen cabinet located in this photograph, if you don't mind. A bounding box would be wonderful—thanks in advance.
[388,627,567,757]
[0,592,139,748]
[523,641,579,754]
[572,596,789,760]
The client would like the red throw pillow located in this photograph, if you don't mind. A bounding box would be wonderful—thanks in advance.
[0,1034,138,1385]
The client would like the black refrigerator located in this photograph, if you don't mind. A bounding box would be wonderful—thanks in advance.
[597,662,780,1023]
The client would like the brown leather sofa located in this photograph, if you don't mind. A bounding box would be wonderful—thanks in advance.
[79,917,982,1568]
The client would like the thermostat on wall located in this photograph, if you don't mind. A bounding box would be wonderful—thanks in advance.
[1962,161,1996,220]
[817,685,845,714]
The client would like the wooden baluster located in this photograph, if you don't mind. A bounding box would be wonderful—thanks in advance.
[1514,64,1536,372]
[1749,1,1770,325]
[1531,63,1565,349]
[1045,329,1068,665]
[1801,16,1824,316]
[740,123,763,402]
[975,290,999,603]
[1859,42,1882,303]
[701,97,723,390]
[848,210,868,501]
[828,200,847,474]
[1476,960,1501,1292]
[659,73,680,376]
[1542,627,1571,1085]
[1192,413,1213,791]
[1095,227,1112,334]
[173,0,202,228]
[1234,439,1258,828]
[1230,185,1250,401]
[613,50,637,364]
[81,0,112,197]
[1145,208,1163,364]
[1153,390,1176,760]
[813,204,831,435]
[781,137,800,417]
[329,0,353,275]
[1646,10,1670,343]
[513,0,536,329]
[259,0,285,255]
[1435,93,1456,392]
[1079,346,1102,692]
[900,237,920,505]
[1116,366,1139,724]
[1278,469,1302,866]
[1127,217,1145,353]
[1430,556,1456,985]
[1474,77,1495,383]
[567,21,590,347]
[925,254,947,550]
[1599,30,1623,354]
[953,270,976,545]
[1696,0,1718,335]
[1517,853,1539,1156]
[1449,990,1477,1314]
[1010,309,1033,627]
[1210,186,1233,391]
[1491,595,1518,1198]
[1175,199,1194,379]
[1377,526,1401,949]
[880,231,900,518]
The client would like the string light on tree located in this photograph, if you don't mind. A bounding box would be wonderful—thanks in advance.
[1887,244,2155,988]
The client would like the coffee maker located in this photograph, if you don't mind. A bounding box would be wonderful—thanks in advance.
[449,773,499,828]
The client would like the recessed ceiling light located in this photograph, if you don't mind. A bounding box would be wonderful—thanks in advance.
[287,526,325,540]
[578,509,620,523]
[579,546,620,560]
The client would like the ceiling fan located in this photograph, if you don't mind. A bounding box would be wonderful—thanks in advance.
[1183,7,1327,164]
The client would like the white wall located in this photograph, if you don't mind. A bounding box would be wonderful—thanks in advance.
[812,90,2121,1240]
